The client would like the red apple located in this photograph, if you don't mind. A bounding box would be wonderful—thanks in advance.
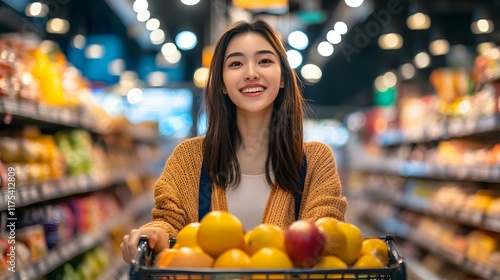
[284,220,326,267]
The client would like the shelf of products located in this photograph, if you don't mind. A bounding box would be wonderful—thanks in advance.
[8,190,153,280]
[0,36,164,279]
[348,49,500,280]
[377,114,500,147]
[0,167,150,211]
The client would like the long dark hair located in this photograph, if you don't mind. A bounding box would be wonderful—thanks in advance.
[203,19,305,194]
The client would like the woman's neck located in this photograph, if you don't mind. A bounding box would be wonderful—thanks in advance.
[236,109,272,174]
[236,109,271,151]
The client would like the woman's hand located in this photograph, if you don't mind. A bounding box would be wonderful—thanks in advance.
[121,227,170,264]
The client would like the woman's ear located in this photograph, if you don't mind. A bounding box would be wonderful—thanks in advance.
[280,79,285,88]
[222,86,228,94]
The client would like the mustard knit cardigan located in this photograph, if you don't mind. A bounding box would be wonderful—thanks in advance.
[142,136,347,237]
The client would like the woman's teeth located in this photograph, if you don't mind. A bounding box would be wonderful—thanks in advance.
[241,87,264,93]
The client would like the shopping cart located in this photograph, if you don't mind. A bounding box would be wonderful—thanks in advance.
[130,234,406,279]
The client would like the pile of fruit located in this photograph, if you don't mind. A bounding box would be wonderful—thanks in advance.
[154,211,389,277]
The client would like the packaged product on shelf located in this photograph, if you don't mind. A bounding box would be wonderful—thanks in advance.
[429,68,473,117]
[16,224,48,261]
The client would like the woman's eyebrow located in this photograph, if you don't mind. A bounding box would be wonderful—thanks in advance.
[226,50,276,60]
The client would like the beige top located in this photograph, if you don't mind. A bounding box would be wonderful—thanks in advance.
[226,173,272,232]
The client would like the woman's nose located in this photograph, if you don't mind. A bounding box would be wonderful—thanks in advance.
[244,65,259,80]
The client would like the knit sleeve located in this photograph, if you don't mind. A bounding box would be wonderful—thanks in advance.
[140,137,203,237]
[300,142,347,222]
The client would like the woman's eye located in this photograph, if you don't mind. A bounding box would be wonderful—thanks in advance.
[260,59,272,64]
[229,61,242,67]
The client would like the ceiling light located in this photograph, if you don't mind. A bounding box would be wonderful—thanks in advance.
[429,39,449,56]
[317,41,334,57]
[133,0,148,13]
[407,12,430,30]
[127,88,143,104]
[146,18,160,31]
[46,18,70,34]
[286,50,302,69]
[288,31,309,50]
[165,50,182,64]
[175,31,197,51]
[161,42,178,57]
[383,71,397,88]
[150,29,165,45]
[471,19,494,34]
[181,0,201,5]
[193,67,209,88]
[378,33,403,49]
[414,51,430,69]
[85,44,105,59]
[334,21,348,35]
[25,2,48,17]
[72,35,86,49]
[345,0,364,8]
[399,63,415,80]
[300,64,322,83]
[137,10,150,22]
[326,30,341,45]
[374,75,386,92]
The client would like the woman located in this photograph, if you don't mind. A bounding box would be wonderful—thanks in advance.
[121,19,347,264]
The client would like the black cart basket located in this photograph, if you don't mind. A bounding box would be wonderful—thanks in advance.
[130,234,406,279]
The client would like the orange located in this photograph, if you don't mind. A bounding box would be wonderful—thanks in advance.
[243,230,253,252]
[246,224,285,256]
[158,247,213,280]
[249,247,293,279]
[359,238,389,265]
[167,247,213,268]
[353,254,385,268]
[197,211,245,258]
[176,222,200,248]
[335,223,363,266]
[309,256,348,279]
[315,217,346,256]
[155,248,178,268]
[213,248,250,268]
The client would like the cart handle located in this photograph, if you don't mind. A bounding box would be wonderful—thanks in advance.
[131,236,177,270]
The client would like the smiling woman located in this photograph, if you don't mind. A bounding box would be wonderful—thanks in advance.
[121,19,347,264]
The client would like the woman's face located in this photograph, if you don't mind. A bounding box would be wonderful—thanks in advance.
[222,32,283,115]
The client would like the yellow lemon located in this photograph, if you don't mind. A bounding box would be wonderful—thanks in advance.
[197,211,245,258]
[249,247,293,279]
[155,248,178,268]
[309,256,348,279]
[176,222,200,248]
[360,238,389,265]
[353,254,385,269]
[335,223,363,266]
[246,224,285,256]
[213,248,250,268]
[315,217,346,256]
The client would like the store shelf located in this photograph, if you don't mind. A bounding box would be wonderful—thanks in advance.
[353,158,500,183]
[0,167,149,211]
[0,97,159,143]
[0,97,97,132]
[407,231,500,280]
[96,256,128,280]
[365,189,500,233]
[5,189,153,280]
[360,210,500,280]
[377,114,500,147]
